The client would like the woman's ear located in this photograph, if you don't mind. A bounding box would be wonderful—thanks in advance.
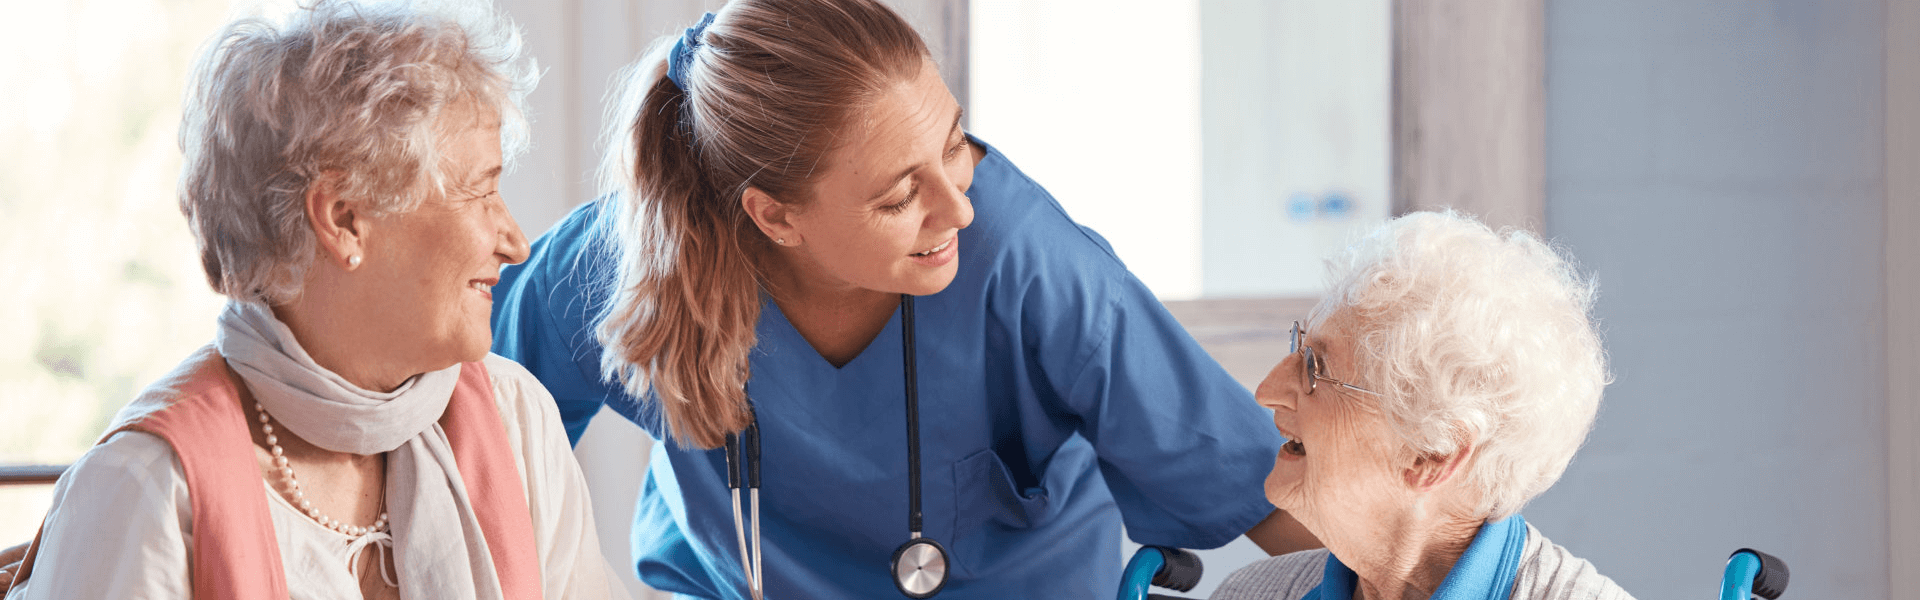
[304,172,367,270]
[1403,428,1476,491]
[741,186,799,247]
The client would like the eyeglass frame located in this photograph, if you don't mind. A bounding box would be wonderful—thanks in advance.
[1289,320,1381,397]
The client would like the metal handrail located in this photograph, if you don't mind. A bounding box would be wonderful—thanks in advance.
[0,465,66,486]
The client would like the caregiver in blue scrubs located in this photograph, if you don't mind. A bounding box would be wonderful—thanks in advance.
[491,1,1315,598]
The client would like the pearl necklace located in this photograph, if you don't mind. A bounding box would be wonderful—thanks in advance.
[256,402,389,537]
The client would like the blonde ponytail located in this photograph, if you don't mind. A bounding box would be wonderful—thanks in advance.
[595,0,929,449]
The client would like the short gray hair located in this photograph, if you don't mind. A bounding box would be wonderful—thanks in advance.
[179,0,537,304]
[1309,210,1609,520]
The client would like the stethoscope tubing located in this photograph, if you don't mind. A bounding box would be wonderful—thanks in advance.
[902,295,924,536]
[751,487,763,599]
[729,488,756,600]
[725,295,946,599]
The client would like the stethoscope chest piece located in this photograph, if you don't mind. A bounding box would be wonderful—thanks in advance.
[890,536,949,598]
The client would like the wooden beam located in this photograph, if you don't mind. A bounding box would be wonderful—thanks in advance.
[939,0,970,118]
[0,465,65,487]
[1391,0,1545,233]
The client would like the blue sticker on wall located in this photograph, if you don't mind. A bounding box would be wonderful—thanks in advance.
[1286,192,1317,222]
[1321,191,1354,219]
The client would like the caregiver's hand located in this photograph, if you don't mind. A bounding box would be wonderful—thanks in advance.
[0,541,28,593]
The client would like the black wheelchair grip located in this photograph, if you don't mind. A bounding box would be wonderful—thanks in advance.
[1735,548,1790,600]
[1149,547,1204,593]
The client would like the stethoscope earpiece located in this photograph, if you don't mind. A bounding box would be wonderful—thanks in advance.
[891,536,950,599]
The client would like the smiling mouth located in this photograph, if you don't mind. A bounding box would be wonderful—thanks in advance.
[911,239,952,257]
[910,240,948,255]
[1276,425,1306,457]
[470,280,494,294]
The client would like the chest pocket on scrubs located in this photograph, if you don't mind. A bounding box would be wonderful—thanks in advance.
[950,448,1052,574]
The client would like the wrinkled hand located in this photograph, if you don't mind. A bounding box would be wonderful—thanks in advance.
[0,541,27,593]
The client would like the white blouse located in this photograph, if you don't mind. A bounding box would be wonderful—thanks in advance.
[7,354,630,600]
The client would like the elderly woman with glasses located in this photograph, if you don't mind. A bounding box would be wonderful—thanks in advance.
[1210,211,1634,600]
[3,2,626,599]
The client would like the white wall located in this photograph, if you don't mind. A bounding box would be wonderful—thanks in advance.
[1530,1,1889,598]
[969,0,1206,300]
[1199,0,1391,298]
[496,0,728,236]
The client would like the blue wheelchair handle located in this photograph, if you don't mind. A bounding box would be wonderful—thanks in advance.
[1721,548,1789,600]
[1120,546,1204,600]
[1119,547,1166,600]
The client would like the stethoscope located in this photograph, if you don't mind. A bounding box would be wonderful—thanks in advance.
[724,294,949,600]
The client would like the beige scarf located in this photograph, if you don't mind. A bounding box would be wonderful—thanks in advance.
[215,301,509,600]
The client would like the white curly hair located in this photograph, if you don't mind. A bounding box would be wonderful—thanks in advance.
[178,0,538,304]
[1307,210,1610,520]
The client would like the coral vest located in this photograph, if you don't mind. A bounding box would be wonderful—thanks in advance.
[8,345,543,600]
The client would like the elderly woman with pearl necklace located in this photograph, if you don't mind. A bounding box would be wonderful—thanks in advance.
[3,2,627,599]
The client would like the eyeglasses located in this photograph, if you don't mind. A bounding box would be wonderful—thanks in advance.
[1290,321,1380,397]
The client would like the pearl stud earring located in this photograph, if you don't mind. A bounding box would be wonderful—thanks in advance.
[348,255,362,268]
[776,238,786,246]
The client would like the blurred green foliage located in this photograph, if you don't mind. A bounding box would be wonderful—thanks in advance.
[0,0,236,470]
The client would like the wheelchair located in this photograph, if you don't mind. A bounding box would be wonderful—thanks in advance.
[1116,546,1790,600]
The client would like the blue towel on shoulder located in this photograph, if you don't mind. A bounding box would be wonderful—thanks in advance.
[1306,515,1528,600]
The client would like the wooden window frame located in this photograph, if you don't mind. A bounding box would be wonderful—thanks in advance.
[1390,0,1546,233]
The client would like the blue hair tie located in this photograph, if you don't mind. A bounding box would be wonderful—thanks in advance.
[667,12,716,92]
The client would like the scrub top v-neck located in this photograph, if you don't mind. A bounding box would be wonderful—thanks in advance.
[491,135,1285,600]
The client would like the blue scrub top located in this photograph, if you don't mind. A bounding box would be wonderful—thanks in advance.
[492,136,1284,599]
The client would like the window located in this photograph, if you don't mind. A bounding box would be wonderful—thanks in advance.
[969,0,1392,300]
[0,0,251,542]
